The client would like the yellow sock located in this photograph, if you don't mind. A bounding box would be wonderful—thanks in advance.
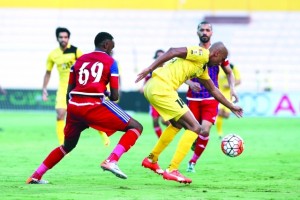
[216,115,223,137]
[56,120,65,145]
[98,131,110,147]
[168,130,198,171]
[149,125,180,162]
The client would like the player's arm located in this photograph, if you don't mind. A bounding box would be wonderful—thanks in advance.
[199,78,243,118]
[42,71,51,101]
[185,79,201,92]
[135,47,187,83]
[109,60,120,101]
[43,55,54,101]
[221,61,238,103]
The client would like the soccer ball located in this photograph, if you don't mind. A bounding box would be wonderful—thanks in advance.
[221,134,244,157]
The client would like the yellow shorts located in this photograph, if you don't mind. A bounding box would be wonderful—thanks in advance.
[55,88,67,109]
[144,77,189,121]
[219,90,231,113]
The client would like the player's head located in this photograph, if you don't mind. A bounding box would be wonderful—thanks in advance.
[153,49,165,59]
[56,27,71,48]
[94,32,114,55]
[197,21,213,44]
[208,42,228,66]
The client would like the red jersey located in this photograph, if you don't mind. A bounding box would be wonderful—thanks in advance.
[68,50,119,96]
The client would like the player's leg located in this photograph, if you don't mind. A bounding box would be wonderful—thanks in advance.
[187,120,212,172]
[150,105,163,138]
[26,110,86,184]
[187,100,218,172]
[55,89,68,145]
[142,123,181,175]
[163,110,200,184]
[94,101,143,179]
[216,91,231,138]
[216,107,230,138]
[56,108,66,145]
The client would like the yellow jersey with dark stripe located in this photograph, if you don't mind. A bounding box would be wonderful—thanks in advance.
[152,46,210,91]
[46,44,83,90]
[47,44,83,109]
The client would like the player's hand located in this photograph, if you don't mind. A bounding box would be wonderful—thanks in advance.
[230,105,243,118]
[42,89,48,101]
[230,90,239,103]
[189,82,201,92]
[135,67,151,83]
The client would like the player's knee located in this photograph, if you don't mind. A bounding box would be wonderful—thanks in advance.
[129,119,143,133]
[190,124,201,134]
[62,140,77,153]
[200,129,209,136]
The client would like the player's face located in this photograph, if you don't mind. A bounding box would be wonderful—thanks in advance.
[208,52,226,66]
[57,32,69,48]
[106,39,115,55]
[197,24,212,43]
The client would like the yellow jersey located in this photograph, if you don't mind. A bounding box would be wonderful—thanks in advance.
[218,63,241,94]
[152,46,210,91]
[46,44,83,89]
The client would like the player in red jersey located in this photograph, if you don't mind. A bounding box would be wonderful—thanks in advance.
[186,21,238,173]
[26,32,143,184]
[140,49,169,138]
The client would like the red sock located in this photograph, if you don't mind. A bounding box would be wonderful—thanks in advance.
[119,128,141,150]
[190,135,209,163]
[31,146,66,180]
[154,126,162,137]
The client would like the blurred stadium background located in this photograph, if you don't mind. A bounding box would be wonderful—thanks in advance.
[0,0,299,117]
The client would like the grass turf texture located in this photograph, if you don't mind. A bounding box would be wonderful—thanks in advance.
[0,111,299,200]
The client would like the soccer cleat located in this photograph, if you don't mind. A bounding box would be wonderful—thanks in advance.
[26,177,49,184]
[163,169,192,184]
[186,162,196,173]
[141,157,164,175]
[101,160,127,179]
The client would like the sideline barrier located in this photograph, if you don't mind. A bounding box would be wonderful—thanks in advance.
[0,90,299,117]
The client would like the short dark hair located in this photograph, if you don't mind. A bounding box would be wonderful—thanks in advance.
[56,27,71,38]
[94,32,114,47]
[197,21,212,30]
[153,49,165,59]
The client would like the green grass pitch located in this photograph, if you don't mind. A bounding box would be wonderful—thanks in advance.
[0,111,299,200]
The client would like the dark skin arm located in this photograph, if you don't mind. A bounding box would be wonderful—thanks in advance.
[135,47,187,83]
[109,86,119,102]
[199,78,243,118]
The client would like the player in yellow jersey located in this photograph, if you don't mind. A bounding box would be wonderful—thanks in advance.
[216,63,241,138]
[42,27,109,145]
[136,42,243,184]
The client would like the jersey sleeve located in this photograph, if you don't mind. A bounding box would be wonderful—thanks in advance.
[76,48,83,58]
[198,65,210,80]
[46,53,54,71]
[109,60,119,89]
[186,46,209,64]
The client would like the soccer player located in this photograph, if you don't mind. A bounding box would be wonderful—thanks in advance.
[140,49,169,138]
[42,27,108,145]
[42,27,83,145]
[216,63,241,138]
[26,32,143,184]
[136,42,243,184]
[186,21,238,173]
